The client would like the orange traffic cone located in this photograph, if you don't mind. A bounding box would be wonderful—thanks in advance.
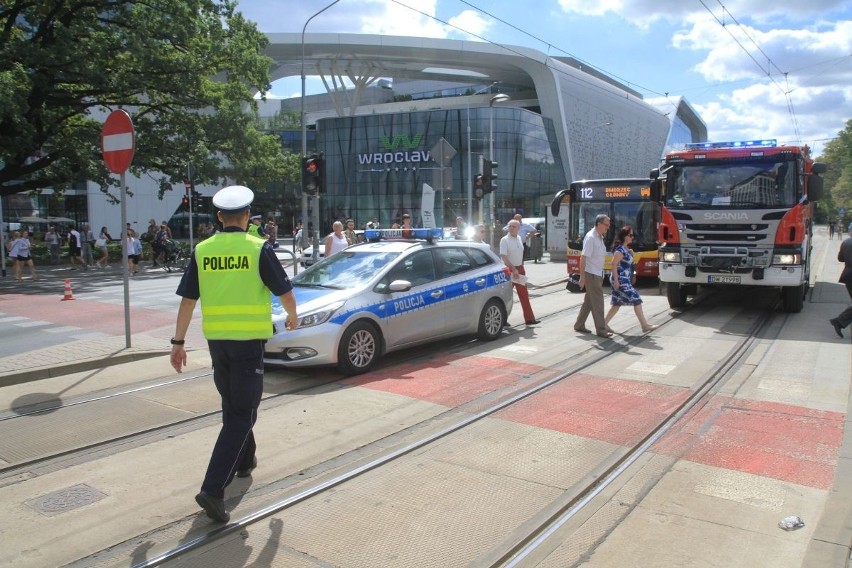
[61,278,75,301]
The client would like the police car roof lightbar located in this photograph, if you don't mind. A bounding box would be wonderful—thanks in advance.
[685,139,777,150]
[364,228,443,243]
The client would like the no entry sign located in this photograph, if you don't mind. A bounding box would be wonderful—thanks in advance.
[101,110,135,174]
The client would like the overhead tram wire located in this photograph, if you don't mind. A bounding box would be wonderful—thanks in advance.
[387,0,677,118]
[699,0,803,143]
[457,0,667,101]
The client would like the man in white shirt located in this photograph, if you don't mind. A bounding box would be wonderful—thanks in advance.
[574,214,612,338]
[500,219,539,325]
[504,213,537,259]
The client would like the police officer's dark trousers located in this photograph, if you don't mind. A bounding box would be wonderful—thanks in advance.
[201,339,264,498]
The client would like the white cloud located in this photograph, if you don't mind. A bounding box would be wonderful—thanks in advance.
[358,0,448,38]
[446,9,492,40]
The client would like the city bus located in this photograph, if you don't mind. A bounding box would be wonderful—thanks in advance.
[551,178,660,282]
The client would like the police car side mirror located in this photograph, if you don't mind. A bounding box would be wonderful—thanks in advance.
[388,280,413,292]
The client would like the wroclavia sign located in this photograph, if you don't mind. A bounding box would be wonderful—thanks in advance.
[357,133,432,166]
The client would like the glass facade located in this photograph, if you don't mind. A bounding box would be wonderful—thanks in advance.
[314,107,567,229]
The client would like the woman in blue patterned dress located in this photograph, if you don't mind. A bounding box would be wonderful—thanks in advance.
[605,225,657,333]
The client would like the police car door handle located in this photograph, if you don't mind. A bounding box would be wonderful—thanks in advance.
[430,290,443,299]
[474,277,486,286]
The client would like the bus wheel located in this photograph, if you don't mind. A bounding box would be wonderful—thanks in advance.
[781,284,804,313]
[666,282,688,309]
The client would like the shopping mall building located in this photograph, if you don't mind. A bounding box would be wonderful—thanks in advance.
[3,33,706,240]
[266,33,706,232]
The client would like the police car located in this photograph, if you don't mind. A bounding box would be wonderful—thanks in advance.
[265,228,514,375]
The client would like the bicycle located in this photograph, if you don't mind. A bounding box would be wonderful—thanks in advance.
[160,240,190,272]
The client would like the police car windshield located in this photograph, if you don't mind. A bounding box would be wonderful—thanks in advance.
[293,250,400,289]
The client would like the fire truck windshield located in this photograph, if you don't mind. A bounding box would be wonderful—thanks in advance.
[666,160,797,209]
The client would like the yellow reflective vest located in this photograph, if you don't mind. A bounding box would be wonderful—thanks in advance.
[196,232,271,340]
[247,224,262,238]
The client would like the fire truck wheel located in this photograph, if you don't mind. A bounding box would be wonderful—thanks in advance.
[781,284,804,313]
[666,282,688,309]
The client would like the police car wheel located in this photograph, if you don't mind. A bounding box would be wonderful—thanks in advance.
[477,299,506,341]
[337,321,380,375]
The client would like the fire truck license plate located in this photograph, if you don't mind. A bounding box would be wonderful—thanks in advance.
[708,275,741,284]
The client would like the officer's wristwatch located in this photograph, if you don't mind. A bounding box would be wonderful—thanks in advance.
[170,338,185,346]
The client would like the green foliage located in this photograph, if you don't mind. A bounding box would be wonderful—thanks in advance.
[0,0,288,199]
[263,110,301,131]
[818,119,852,223]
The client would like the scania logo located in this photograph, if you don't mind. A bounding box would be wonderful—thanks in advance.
[703,212,749,220]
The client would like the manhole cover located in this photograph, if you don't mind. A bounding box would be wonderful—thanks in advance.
[26,483,108,516]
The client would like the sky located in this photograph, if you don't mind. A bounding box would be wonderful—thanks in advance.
[235,0,852,157]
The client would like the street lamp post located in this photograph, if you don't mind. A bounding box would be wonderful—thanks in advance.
[301,0,340,256]
[489,94,510,247]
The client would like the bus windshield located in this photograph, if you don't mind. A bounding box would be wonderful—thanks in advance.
[665,160,798,209]
[569,180,659,251]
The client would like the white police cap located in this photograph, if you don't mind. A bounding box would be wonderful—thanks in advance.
[213,185,254,212]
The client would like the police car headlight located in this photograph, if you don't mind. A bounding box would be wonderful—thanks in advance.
[772,254,800,265]
[293,301,344,329]
[661,251,681,263]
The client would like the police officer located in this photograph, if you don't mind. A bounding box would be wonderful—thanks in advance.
[170,185,298,523]
[247,214,265,239]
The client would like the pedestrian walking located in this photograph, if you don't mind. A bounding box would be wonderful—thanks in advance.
[829,219,836,240]
[293,222,303,252]
[324,220,349,258]
[604,225,657,333]
[504,213,536,260]
[125,229,141,275]
[170,185,298,524]
[80,223,95,269]
[500,219,539,325]
[45,225,61,264]
[265,219,278,247]
[9,230,38,281]
[68,226,83,268]
[152,223,169,266]
[574,214,612,338]
[471,224,486,243]
[829,226,852,338]
[343,218,358,245]
[95,226,112,268]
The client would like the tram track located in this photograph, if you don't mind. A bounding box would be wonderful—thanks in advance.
[0,279,611,481]
[63,286,762,568]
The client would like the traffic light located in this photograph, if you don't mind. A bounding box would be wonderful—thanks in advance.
[302,153,324,195]
[190,189,202,213]
[181,196,190,211]
[473,174,485,199]
[482,160,498,195]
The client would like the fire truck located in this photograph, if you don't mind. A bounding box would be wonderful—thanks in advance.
[651,139,827,313]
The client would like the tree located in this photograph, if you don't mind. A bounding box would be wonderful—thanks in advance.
[819,119,852,224]
[0,0,288,199]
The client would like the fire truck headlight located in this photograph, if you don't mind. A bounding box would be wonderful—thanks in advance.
[661,251,681,263]
[772,254,801,265]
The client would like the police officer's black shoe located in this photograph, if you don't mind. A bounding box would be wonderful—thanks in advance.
[195,491,229,523]
[236,456,257,478]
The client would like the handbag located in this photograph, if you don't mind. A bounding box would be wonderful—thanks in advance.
[95,237,106,248]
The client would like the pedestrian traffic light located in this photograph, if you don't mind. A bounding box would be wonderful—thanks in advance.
[181,196,190,211]
[302,154,324,195]
[482,160,498,195]
[473,174,485,199]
